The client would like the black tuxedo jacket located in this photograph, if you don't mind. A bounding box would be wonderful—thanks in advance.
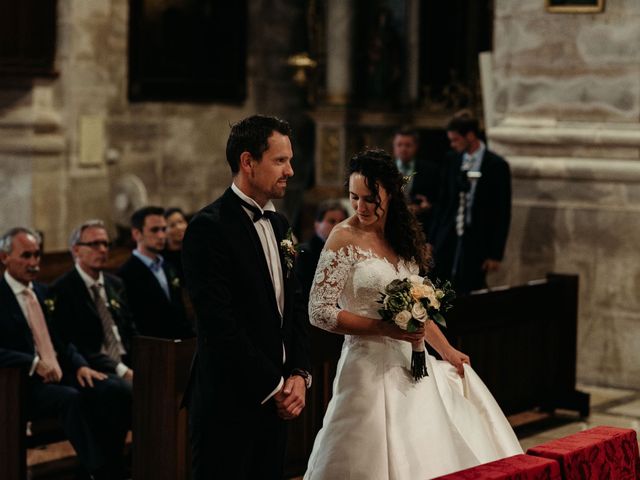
[429,149,511,284]
[182,188,311,411]
[117,254,194,340]
[50,269,137,374]
[0,277,86,375]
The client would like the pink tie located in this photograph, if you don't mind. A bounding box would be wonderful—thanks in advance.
[22,288,62,378]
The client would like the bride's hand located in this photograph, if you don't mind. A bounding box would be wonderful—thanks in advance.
[442,346,470,377]
[379,322,425,344]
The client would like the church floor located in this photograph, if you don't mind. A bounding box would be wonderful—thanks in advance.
[514,383,640,452]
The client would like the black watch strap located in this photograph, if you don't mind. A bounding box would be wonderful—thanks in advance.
[291,368,312,389]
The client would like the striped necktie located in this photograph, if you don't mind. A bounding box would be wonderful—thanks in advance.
[90,284,126,362]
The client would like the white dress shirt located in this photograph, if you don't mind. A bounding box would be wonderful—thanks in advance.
[231,183,285,403]
[75,264,130,377]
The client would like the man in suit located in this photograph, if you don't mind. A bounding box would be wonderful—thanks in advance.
[0,227,123,479]
[429,110,512,294]
[52,220,136,380]
[182,115,311,479]
[295,200,348,298]
[118,206,194,339]
[393,127,441,234]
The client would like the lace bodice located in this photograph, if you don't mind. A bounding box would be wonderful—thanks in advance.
[309,245,418,332]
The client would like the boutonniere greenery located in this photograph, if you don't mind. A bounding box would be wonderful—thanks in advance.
[44,298,56,314]
[280,228,298,278]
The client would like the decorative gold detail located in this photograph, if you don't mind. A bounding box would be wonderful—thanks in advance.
[545,0,605,14]
[286,52,318,87]
[320,127,341,183]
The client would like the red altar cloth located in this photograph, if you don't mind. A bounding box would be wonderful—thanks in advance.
[527,426,640,480]
[431,454,561,480]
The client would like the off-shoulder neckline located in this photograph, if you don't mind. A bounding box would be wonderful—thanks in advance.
[323,244,407,274]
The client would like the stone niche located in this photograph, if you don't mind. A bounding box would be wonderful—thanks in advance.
[488,0,640,388]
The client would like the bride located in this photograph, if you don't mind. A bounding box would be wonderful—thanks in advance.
[304,149,522,480]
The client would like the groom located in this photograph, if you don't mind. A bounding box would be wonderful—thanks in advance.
[182,115,311,479]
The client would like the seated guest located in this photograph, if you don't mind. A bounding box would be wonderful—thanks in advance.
[51,220,136,381]
[295,200,349,298]
[0,227,127,479]
[162,207,188,283]
[118,206,194,339]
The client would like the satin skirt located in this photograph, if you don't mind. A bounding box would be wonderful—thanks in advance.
[304,336,523,480]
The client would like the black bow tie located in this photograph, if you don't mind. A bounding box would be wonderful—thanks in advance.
[238,197,276,223]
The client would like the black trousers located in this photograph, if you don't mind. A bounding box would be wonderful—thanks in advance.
[28,373,132,475]
[189,387,288,480]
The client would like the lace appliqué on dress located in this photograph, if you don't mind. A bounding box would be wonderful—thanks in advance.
[308,245,378,332]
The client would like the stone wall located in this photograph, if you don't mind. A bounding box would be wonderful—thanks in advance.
[488,0,640,388]
[0,0,309,250]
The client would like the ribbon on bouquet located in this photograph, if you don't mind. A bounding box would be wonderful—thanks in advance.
[411,341,428,380]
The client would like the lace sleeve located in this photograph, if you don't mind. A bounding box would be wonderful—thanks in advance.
[308,246,354,332]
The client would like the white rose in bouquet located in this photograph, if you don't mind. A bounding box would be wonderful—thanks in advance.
[411,302,428,322]
[394,310,412,330]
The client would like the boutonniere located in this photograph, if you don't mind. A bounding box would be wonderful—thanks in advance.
[109,298,121,311]
[171,276,181,289]
[44,298,56,314]
[280,228,298,278]
[105,285,123,312]
[401,172,416,192]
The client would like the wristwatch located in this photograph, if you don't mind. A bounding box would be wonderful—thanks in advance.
[291,368,312,389]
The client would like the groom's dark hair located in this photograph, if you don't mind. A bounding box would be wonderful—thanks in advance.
[226,115,292,174]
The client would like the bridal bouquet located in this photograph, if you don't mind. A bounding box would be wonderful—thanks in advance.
[378,275,455,381]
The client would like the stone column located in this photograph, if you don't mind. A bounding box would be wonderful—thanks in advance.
[405,0,420,104]
[325,0,353,105]
[0,84,66,249]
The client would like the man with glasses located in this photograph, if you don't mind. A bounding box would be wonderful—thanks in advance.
[51,219,136,380]
[50,220,135,477]
[0,227,125,479]
[118,206,194,339]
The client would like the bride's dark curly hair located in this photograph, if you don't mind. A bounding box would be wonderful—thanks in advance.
[347,149,431,272]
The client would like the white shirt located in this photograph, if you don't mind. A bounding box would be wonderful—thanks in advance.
[75,264,130,377]
[231,183,285,403]
[4,271,44,376]
[461,141,486,226]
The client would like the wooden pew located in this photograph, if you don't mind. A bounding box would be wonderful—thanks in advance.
[132,336,195,480]
[0,367,26,480]
[446,273,589,417]
[130,333,343,479]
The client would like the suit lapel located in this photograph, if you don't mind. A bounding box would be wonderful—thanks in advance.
[131,255,170,302]
[223,189,281,318]
[70,269,101,319]
[269,213,293,317]
[0,279,36,350]
[269,213,288,277]
[162,262,179,302]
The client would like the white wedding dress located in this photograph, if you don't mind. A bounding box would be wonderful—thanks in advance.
[304,245,522,480]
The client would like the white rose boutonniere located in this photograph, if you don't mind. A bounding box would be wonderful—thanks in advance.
[44,298,56,315]
[280,228,298,278]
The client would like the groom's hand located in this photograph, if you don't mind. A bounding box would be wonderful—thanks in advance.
[274,376,306,420]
